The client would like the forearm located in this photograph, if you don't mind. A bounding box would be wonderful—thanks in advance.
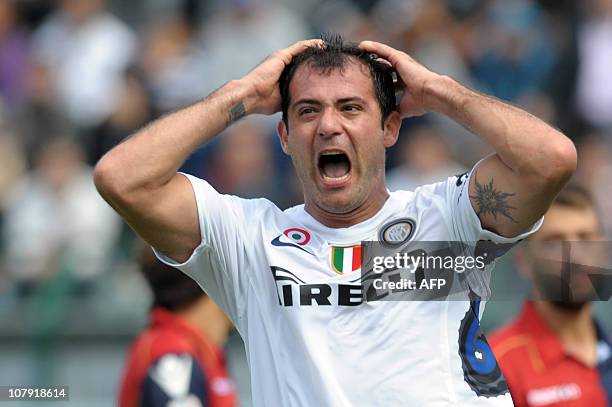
[92,39,317,260]
[426,76,576,179]
[95,79,254,197]
[359,40,577,236]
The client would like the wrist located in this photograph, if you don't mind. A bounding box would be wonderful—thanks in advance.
[422,75,464,115]
[224,79,255,114]
[224,79,256,112]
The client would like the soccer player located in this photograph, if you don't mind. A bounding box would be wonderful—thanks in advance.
[119,250,236,407]
[95,36,577,405]
[489,185,612,406]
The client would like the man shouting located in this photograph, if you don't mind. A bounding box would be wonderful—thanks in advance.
[95,36,576,406]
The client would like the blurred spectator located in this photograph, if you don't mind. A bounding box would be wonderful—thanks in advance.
[209,118,291,207]
[386,124,466,191]
[0,0,29,108]
[390,0,486,164]
[575,134,612,234]
[394,0,472,84]
[89,68,153,164]
[575,0,612,130]
[0,124,26,210]
[2,137,120,291]
[308,0,381,42]
[516,92,557,125]
[199,0,310,90]
[469,0,558,102]
[490,185,611,406]
[140,16,209,114]
[534,0,580,135]
[13,61,73,165]
[119,249,236,407]
[30,0,137,132]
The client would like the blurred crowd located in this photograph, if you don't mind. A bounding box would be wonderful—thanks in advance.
[0,0,611,320]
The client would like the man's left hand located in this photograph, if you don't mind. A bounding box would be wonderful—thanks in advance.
[359,41,445,119]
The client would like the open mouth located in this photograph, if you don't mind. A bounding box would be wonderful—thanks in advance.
[318,151,351,183]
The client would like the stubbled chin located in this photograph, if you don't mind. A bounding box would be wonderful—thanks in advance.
[314,187,362,214]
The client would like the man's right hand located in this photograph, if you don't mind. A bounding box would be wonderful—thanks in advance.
[242,39,322,115]
[95,39,322,264]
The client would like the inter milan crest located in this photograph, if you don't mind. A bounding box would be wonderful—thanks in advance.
[378,218,416,246]
[330,245,362,275]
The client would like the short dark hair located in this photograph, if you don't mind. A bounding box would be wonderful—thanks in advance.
[551,183,603,232]
[139,250,205,312]
[279,34,396,128]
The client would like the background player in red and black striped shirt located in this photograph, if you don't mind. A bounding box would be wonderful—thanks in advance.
[119,248,236,407]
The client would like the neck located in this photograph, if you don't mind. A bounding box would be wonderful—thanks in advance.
[304,187,389,228]
[534,302,598,364]
[179,298,231,348]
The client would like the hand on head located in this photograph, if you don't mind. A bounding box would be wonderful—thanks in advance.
[242,39,324,115]
[243,38,442,120]
[359,41,443,118]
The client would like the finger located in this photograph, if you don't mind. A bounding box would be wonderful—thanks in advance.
[272,39,323,65]
[359,41,403,65]
[284,39,324,58]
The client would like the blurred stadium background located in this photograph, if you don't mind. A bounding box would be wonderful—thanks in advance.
[0,0,611,405]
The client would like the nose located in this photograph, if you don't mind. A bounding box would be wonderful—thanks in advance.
[317,107,342,138]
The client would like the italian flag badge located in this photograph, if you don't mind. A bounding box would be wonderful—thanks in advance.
[331,245,362,274]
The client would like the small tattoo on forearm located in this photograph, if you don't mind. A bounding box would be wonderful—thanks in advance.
[470,173,518,223]
[228,101,246,124]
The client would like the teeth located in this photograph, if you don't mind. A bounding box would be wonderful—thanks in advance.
[320,151,344,156]
[322,173,350,182]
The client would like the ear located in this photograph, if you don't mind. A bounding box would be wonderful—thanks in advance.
[277,120,290,155]
[382,111,401,148]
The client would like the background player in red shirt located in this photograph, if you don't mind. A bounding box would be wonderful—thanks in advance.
[119,249,236,407]
[490,185,612,406]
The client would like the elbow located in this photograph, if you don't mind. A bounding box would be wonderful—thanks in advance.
[93,156,117,201]
[551,135,577,181]
[541,134,577,185]
[94,153,161,210]
[94,155,131,206]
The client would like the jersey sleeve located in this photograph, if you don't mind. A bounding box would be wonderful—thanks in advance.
[423,166,543,244]
[152,173,263,327]
[140,353,208,407]
[413,165,543,301]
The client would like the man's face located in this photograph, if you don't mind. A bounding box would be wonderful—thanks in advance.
[278,60,399,218]
[524,204,605,306]
[535,205,601,242]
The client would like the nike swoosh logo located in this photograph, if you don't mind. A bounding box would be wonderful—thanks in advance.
[271,236,314,256]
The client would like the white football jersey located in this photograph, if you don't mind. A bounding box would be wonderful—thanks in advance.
[154,169,542,407]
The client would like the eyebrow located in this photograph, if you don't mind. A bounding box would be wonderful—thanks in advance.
[291,97,368,110]
[292,99,321,109]
[337,97,367,105]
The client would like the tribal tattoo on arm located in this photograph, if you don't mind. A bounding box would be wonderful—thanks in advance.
[470,172,518,223]
[228,101,246,125]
